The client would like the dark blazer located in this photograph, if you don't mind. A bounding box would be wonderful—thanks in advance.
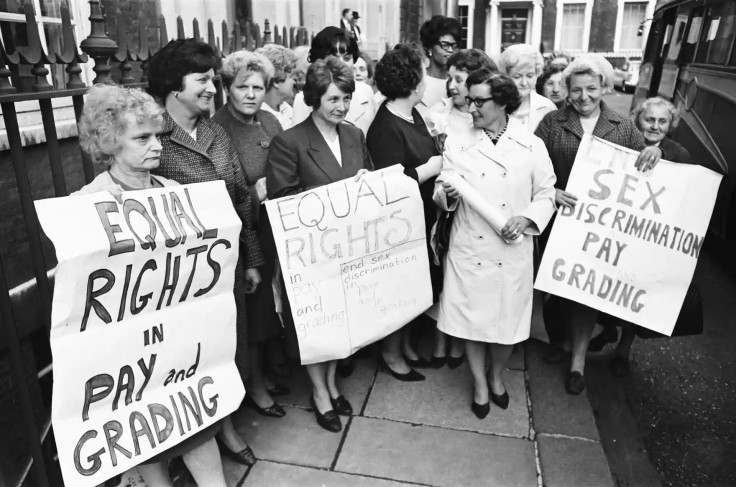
[660,136,693,164]
[266,115,374,198]
[535,101,646,190]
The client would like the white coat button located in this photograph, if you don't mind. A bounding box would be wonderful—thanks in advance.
[477,262,482,266]
[502,172,507,177]
[497,262,503,267]
[481,172,486,177]
[501,203,506,208]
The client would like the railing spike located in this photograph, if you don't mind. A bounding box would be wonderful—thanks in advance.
[80,0,118,85]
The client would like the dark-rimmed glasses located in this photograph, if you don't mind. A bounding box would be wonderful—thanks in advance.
[465,96,494,108]
[438,40,458,52]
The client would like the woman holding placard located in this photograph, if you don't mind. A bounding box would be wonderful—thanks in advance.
[267,56,372,433]
[434,69,556,418]
[75,84,227,486]
[534,54,662,394]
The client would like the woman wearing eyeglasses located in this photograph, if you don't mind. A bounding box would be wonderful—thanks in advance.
[434,69,556,418]
[418,15,462,117]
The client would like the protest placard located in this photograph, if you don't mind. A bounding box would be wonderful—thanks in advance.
[535,136,722,336]
[266,166,433,364]
[35,181,245,487]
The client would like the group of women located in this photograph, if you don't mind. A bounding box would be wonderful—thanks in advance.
[72,13,694,485]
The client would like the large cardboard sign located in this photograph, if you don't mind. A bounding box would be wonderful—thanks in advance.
[35,181,245,487]
[535,136,722,335]
[266,166,432,364]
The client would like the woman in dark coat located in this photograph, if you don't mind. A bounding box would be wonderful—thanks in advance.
[148,38,262,466]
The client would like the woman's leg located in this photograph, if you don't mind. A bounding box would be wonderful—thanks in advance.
[382,330,411,374]
[488,344,513,395]
[182,437,226,487]
[218,415,248,452]
[466,340,489,404]
[326,360,340,398]
[449,336,465,359]
[137,461,174,487]
[246,343,275,408]
[612,322,636,376]
[306,362,332,413]
[569,302,598,374]
[433,328,448,359]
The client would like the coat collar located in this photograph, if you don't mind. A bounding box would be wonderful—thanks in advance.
[472,117,532,169]
[303,115,359,183]
[553,100,621,140]
[161,111,216,159]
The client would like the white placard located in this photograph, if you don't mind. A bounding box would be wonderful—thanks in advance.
[35,181,245,487]
[266,166,433,364]
[535,136,721,335]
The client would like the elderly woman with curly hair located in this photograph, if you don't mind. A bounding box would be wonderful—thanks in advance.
[75,84,227,486]
[536,63,568,109]
[211,50,290,418]
[291,27,376,134]
[256,44,297,129]
[535,54,663,394]
[147,38,263,466]
[367,44,444,380]
[267,56,372,433]
[418,15,462,114]
[499,44,557,133]
[435,70,556,418]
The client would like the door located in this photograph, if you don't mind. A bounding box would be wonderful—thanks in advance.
[501,7,528,49]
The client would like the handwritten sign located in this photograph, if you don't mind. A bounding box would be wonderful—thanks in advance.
[266,166,432,364]
[35,181,245,487]
[535,136,722,335]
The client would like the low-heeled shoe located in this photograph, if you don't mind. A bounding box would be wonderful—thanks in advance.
[216,437,256,466]
[378,355,425,382]
[404,354,432,368]
[491,391,509,410]
[471,401,490,419]
[565,371,586,395]
[310,397,342,432]
[431,355,447,368]
[330,395,353,416]
[267,383,290,396]
[447,354,465,369]
[244,394,286,418]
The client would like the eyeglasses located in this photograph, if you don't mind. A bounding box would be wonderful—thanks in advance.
[438,41,458,52]
[465,96,494,108]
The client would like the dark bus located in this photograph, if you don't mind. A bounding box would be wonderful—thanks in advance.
[634,0,736,265]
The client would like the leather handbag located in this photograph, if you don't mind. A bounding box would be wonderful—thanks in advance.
[435,209,455,253]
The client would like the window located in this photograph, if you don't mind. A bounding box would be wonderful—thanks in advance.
[560,3,585,51]
[0,0,77,91]
[696,1,736,65]
[620,2,648,50]
[458,5,470,48]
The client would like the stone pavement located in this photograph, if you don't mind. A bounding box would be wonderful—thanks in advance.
[215,339,614,487]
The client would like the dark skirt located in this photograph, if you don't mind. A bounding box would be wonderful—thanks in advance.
[245,206,282,344]
[233,256,249,381]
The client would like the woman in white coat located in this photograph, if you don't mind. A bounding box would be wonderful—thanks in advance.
[434,70,556,419]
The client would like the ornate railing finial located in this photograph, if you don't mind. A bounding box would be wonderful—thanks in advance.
[80,0,118,84]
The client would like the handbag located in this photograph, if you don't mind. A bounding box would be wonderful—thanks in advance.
[435,209,455,254]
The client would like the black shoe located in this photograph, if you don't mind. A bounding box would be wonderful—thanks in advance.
[404,354,432,368]
[216,437,256,466]
[611,355,630,377]
[490,391,509,410]
[267,383,291,396]
[565,371,586,395]
[471,400,490,419]
[431,355,447,368]
[330,395,353,416]
[588,328,618,352]
[447,354,465,369]
[378,354,425,382]
[336,358,356,378]
[310,396,342,432]
[244,394,286,418]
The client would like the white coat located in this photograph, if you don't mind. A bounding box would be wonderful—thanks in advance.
[433,118,556,344]
[292,80,376,135]
[510,91,557,133]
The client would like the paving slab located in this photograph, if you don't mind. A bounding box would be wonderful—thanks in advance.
[526,340,600,440]
[537,435,613,487]
[221,456,248,486]
[242,461,418,487]
[233,405,343,469]
[366,365,529,437]
[336,417,538,486]
[276,357,376,411]
[508,344,525,371]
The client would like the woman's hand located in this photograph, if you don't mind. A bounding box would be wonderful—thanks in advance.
[354,168,369,181]
[501,216,532,240]
[255,177,267,203]
[244,268,261,294]
[555,188,578,209]
[441,180,461,199]
[416,156,443,184]
[635,145,662,172]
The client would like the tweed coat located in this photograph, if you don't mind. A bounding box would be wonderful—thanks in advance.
[291,81,377,135]
[534,101,646,190]
[153,111,264,380]
[434,118,556,344]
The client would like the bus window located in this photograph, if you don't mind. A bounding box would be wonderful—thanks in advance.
[695,1,736,64]
[666,14,688,61]
[680,8,704,64]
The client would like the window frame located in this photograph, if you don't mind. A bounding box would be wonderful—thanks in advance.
[614,0,654,53]
[554,0,593,54]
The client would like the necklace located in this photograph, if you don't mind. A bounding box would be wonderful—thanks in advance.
[386,102,415,123]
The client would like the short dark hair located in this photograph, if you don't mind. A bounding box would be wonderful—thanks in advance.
[466,68,522,115]
[536,63,566,95]
[447,48,498,73]
[342,8,351,17]
[374,44,424,101]
[147,39,221,101]
[308,26,359,63]
[303,56,355,109]
[419,15,462,50]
